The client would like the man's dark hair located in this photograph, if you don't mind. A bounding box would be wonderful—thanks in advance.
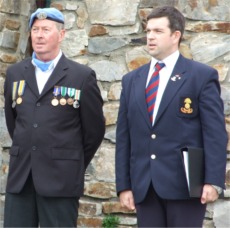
[147,6,185,44]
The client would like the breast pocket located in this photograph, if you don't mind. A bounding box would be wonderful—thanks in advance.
[177,95,199,118]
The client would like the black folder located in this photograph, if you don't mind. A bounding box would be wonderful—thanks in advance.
[181,147,204,197]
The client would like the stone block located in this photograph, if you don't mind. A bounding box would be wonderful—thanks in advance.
[103,103,119,126]
[190,33,230,64]
[119,216,137,226]
[0,13,6,31]
[89,60,125,82]
[0,30,20,50]
[102,201,136,214]
[104,129,116,144]
[5,19,21,30]
[77,216,102,227]
[88,37,128,54]
[84,181,116,199]
[0,53,17,63]
[0,109,12,148]
[178,0,230,21]
[61,30,88,58]
[79,199,102,216]
[125,46,151,71]
[213,199,230,227]
[85,0,139,26]
[0,62,9,77]
[89,25,107,37]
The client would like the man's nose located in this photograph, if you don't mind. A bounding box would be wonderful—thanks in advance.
[147,31,155,39]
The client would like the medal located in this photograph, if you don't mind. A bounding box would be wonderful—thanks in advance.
[60,97,67,105]
[12,100,16,108]
[51,86,60,106]
[73,89,81,109]
[16,80,26,105]
[73,100,79,108]
[12,81,18,108]
[51,98,59,106]
[16,97,23,104]
[67,97,74,105]
[67,88,75,105]
[60,86,67,105]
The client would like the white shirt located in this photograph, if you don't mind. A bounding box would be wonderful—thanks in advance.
[32,51,62,94]
[146,50,180,125]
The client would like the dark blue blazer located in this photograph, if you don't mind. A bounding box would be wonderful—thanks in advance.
[116,54,227,203]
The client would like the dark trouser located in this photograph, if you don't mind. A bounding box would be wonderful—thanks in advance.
[136,184,206,227]
[4,174,79,227]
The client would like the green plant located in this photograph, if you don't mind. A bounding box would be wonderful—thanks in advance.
[102,214,120,228]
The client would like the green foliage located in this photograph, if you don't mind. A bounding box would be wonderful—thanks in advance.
[102,214,120,228]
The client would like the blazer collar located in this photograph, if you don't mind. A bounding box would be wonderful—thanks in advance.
[23,54,68,99]
[134,62,152,127]
[134,55,188,128]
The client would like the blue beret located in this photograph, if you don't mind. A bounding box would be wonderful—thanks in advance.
[29,8,64,28]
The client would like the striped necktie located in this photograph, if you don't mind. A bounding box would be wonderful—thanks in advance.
[145,62,165,123]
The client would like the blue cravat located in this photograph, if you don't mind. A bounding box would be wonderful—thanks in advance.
[32,52,53,72]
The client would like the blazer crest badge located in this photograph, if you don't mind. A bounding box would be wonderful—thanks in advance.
[180,97,193,114]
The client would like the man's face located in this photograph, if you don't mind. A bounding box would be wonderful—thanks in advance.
[31,19,65,61]
[146,17,180,60]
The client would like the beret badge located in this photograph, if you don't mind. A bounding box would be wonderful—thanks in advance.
[37,12,48,20]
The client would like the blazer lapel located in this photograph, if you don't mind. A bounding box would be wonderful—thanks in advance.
[23,60,40,98]
[154,55,187,125]
[134,63,152,128]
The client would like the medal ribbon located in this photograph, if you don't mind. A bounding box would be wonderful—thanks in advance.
[67,88,75,98]
[12,81,18,101]
[61,86,67,97]
[74,89,81,100]
[18,80,26,97]
[53,86,61,97]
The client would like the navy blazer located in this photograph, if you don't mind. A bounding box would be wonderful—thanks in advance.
[4,54,105,197]
[116,54,227,203]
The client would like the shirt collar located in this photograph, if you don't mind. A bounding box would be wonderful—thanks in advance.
[150,50,180,70]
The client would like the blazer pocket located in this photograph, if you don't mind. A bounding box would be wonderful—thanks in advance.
[51,148,80,160]
[177,95,198,118]
[9,146,19,156]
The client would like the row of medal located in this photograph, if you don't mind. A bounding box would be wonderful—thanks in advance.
[12,81,81,109]
[51,86,81,109]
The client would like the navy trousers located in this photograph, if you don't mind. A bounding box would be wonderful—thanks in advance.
[135,184,206,227]
[4,173,79,227]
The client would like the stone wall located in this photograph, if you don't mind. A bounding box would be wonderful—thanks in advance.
[0,0,230,227]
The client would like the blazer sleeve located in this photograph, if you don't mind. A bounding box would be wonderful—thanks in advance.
[80,70,105,169]
[115,75,132,194]
[199,67,228,188]
[4,68,17,139]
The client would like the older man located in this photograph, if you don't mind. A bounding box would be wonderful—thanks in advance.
[4,7,105,227]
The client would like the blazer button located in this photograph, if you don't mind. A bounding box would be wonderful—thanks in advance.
[32,146,37,151]
[33,123,38,128]
[36,102,41,107]
[151,134,156,139]
[151,154,156,159]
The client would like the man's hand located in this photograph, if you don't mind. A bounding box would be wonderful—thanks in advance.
[119,190,136,210]
[201,184,219,204]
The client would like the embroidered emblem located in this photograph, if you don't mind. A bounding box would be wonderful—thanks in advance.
[181,98,193,114]
[171,74,181,81]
